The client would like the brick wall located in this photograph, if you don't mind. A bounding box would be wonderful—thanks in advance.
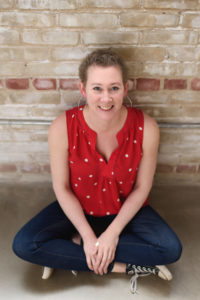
[0,0,200,185]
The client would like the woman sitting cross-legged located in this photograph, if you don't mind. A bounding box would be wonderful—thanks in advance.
[13,48,182,294]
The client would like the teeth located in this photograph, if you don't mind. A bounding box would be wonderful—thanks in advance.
[99,105,113,110]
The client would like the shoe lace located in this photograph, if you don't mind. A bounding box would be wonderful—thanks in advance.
[71,270,78,276]
[129,265,151,294]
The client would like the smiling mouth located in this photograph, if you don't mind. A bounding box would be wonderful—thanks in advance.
[98,105,114,111]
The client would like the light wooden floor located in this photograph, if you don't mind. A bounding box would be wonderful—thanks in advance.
[1,183,199,299]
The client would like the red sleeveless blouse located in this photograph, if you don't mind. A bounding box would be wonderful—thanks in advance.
[66,105,148,217]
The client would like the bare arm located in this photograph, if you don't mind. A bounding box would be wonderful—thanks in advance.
[95,113,160,274]
[48,112,98,270]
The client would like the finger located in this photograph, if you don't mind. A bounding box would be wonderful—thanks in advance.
[86,254,94,271]
[94,250,103,274]
[97,250,108,275]
[103,250,114,274]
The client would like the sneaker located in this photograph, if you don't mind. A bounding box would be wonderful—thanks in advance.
[126,264,172,294]
[42,267,54,279]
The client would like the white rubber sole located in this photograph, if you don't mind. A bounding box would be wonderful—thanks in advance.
[156,265,173,281]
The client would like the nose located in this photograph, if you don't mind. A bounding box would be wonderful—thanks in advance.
[101,89,112,102]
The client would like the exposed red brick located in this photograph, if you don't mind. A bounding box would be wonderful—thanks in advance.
[176,165,196,174]
[6,79,29,89]
[0,164,17,172]
[164,79,187,90]
[20,164,41,173]
[33,78,56,90]
[0,80,3,88]
[136,78,160,91]
[156,164,174,173]
[191,78,200,91]
[60,79,79,90]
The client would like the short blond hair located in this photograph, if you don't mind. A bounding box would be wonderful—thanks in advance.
[79,48,128,85]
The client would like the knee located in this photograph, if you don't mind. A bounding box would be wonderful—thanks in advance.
[164,235,182,264]
[12,228,37,260]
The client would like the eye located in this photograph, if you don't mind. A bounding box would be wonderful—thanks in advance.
[111,86,119,91]
[93,86,101,91]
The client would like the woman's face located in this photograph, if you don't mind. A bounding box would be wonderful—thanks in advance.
[79,65,129,120]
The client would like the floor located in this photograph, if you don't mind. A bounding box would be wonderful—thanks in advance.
[0,183,199,300]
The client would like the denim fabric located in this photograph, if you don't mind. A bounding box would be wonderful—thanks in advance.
[12,201,182,272]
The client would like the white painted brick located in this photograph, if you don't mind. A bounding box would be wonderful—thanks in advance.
[51,47,90,61]
[0,28,19,45]
[43,30,79,45]
[78,0,140,8]
[121,12,179,27]
[83,31,139,45]
[23,29,79,45]
[0,0,14,9]
[59,13,118,28]
[4,91,60,105]
[17,0,78,9]
[0,12,54,27]
[24,47,51,61]
[167,47,200,62]
[129,91,168,105]
[143,0,198,9]
[60,90,81,106]
[141,63,178,76]
[25,62,79,76]
[0,63,26,76]
[22,29,43,44]
[142,30,198,45]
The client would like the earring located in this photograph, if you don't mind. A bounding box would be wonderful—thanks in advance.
[77,97,86,108]
[126,95,133,107]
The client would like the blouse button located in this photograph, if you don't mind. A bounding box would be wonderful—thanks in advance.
[84,158,88,162]
[125,154,129,158]
[90,211,94,215]
[99,158,104,162]
[133,140,137,144]
[106,212,110,215]
[139,127,143,131]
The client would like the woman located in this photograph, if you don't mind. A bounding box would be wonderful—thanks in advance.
[13,48,182,293]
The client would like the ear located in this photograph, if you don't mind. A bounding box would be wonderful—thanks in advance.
[78,82,86,98]
[123,81,129,98]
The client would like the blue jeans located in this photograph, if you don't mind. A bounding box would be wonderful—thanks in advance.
[12,201,182,272]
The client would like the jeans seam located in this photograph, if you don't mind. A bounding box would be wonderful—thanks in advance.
[35,247,86,262]
[33,219,71,249]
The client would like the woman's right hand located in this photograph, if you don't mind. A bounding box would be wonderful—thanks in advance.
[83,235,98,271]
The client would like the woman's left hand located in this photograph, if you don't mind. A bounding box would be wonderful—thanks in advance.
[93,230,119,275]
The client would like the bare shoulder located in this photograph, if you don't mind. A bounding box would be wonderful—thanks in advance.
[143,112,159,136]
[48,111,68,147]
[143,113,159,150]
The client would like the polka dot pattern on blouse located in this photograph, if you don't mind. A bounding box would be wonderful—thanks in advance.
[66,105,148,217]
